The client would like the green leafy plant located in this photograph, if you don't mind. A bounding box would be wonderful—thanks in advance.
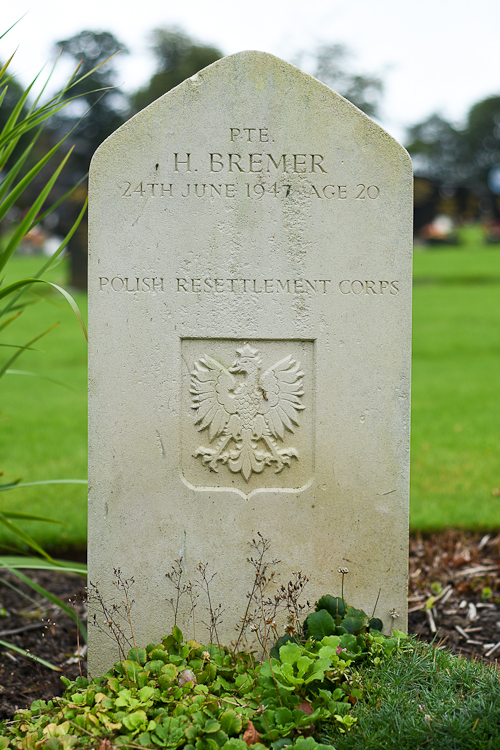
[0,617,407,749]
[302,598,384,643]
[0,549,407,746]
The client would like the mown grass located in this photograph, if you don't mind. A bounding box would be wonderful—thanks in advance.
[411,225,500,529]
[0,224,500,550]
[327,638,500,749]
[0,254,87,550]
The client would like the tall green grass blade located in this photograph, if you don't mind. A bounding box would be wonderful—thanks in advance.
[0,574,40,606]
[4,369,74,389]
[0,478,21,490]
[0,310,22,332]
[0,510,65,524]
[0,323,59,379]
[28,53,62,112]
[25,179,87,242]
[0,139,71,227]
[0,479,87,491]
[0,51,16,76]
[0,512,56,562]
[0,343,39,350]
[0,279,87,340]
[0,638,62,671]
[0,140,34,201]
[0,77,34,145]
[0,102,67,159]
[0,556,86,576]
[62,53,118,95]
[0,16,28,43]
[1,565,87,641]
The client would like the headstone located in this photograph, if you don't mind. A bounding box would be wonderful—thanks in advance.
[88,51,413,675]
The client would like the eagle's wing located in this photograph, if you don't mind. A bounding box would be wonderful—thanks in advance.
[190,356,237,441]
[259,355,305,440]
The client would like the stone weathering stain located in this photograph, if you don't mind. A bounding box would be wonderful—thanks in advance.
[88,51,413,675]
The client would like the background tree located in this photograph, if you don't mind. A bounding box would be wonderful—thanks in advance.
[132,27,222,113]
[405,114,466,185]
[53,30,129,172]
[295,43,384,118]
[406,95,500,223]
[50,30,129,287]
[462,96,500,191]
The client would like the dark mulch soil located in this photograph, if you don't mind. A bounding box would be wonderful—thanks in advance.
[1,531,500,721]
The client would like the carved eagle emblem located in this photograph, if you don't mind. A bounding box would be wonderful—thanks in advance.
[190,344,305,481]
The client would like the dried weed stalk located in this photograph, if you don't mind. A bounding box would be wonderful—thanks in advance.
[165,559,223,645]
[88,568,138,662]
[196,563,224,648]
[89,535,309,659]
[165,558,199,637]
[235,532,310,654]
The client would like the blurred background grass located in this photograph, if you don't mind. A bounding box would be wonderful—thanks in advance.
[0,255,87,551]
[1,225,500,550]
[411,225,500,529]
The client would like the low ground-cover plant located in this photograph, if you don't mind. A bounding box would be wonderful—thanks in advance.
[3,543,500,748]
[3,628,499,750]
[0,613,406,749]
[1,548,407,747]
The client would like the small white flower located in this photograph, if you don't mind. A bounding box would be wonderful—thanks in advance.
[389,609,399,618]
[338,567,349,574]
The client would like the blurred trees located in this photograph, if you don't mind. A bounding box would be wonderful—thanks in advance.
[131,27,222,113]
[296,43,384,118]
[53,30,129,172]
[406,115,466,185]
[406,96,500,208]
[49,30,129,287]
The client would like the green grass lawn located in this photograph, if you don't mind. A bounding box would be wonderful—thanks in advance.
[411,225,500,529]
[0,254,88,550]
[1,225,500,551]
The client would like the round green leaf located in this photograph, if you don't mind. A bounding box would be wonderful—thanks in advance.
[316,595,346,620]
[305,610,336,639]
[341,617,366,634]
[220,710,243,736]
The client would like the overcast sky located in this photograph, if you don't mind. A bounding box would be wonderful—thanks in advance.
[2,0,499,143]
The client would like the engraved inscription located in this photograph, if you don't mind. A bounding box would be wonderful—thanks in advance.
[190,344,304,482]
[120,181,380,200]
[208,153,327,173]
[177,278,332,294]
[229,127,270,142]
[116,125,390,203]
[339,280,399,295]
[355,184,380,199]
[98,276,164,292]
[95,276,400,296]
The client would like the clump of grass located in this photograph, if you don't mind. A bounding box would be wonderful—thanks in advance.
[326,638,500,749]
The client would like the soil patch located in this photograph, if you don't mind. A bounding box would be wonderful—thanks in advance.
[1,531,500,721]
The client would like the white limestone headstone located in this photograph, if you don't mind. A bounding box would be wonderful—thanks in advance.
[88,51,412,675]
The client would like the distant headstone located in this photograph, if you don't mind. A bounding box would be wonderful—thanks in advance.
[88,51,413,675]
